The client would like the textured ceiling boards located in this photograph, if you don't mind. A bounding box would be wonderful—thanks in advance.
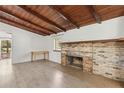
[0,5,123,36]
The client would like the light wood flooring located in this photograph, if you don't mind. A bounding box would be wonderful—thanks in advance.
[0,59,123,88]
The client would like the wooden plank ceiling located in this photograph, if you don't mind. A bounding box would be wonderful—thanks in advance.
[0,5,124,36]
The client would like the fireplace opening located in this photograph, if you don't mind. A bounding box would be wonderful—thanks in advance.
[67,55,83,69]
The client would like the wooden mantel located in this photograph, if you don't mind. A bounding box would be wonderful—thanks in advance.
[60,38,124,44]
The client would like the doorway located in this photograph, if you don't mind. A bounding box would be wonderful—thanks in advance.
[0,31,12,64]
[0,40,11,60]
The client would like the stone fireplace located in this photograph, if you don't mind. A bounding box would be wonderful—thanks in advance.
[61,40,124,82]
[61,42,93,72]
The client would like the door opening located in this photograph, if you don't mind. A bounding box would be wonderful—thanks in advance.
[0,31,12,64]
[0,40,11,60]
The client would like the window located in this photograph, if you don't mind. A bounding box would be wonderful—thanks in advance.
[1,40,11,54]
[54,38,61,51]
[53,35,62,51]
[1,40,11,59]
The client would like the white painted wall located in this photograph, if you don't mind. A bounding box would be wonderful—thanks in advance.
[0,40,1,60]
[44,37,61,63]
[46,16,124,63]
[0,31,12,39]
[0,22,46,64]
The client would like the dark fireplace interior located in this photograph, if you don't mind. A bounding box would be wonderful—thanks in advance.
[67,55,83,69]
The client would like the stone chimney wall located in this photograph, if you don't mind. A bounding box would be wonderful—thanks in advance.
[61,41,124,81]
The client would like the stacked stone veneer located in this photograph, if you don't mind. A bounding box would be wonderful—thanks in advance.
[61,42,93,72]
[61,41,124,81]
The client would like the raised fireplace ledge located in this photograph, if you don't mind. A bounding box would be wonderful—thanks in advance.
[60,38,124,44]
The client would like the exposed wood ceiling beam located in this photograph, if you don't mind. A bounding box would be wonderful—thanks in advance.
[0,6,57,34]
[18,5,66,32]
[49,5,80,29]
[0,16,48,36]
[0,10,51,35]
[88,5,101,24]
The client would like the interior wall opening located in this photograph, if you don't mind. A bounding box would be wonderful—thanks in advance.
[0,31,12,64]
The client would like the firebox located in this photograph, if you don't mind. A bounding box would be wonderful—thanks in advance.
[67,54,83,69]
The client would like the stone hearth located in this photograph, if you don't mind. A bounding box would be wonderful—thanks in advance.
[61,41,124,82]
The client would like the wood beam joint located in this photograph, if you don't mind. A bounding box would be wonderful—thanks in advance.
[18,5,66,31]
[49,5,80,29]
[0,16,48,36]
[88,5,101,24]
[0,6,56,35]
